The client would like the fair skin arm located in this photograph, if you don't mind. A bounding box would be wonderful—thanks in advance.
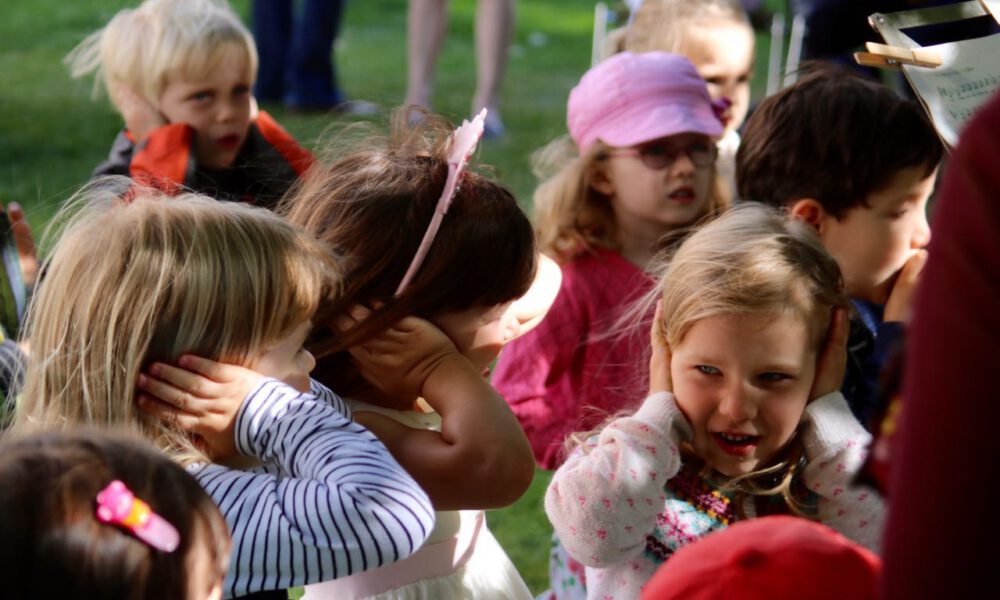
[341,306,535,510]
[136,355,264,461]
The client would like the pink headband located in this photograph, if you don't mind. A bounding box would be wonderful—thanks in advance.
[395,109,487,295]
[95,480,180,553]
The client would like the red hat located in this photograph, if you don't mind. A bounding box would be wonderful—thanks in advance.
[641,516,881,600]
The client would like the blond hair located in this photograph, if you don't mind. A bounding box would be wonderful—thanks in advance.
[533,135,728,262]
[11,180,338,464]
[66,0,257,113]
[656,203,847,514]
[622,0,750,56]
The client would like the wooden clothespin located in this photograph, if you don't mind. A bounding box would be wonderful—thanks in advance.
[854,42,943,70]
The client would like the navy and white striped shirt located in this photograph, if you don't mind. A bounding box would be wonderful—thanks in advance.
[191,378,436,598]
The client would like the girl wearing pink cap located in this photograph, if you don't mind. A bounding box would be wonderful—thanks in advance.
[493,51,730,471]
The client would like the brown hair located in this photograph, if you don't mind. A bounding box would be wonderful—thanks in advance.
[737,62,943,218]
[280,110,536,380]
[0,428,230,600]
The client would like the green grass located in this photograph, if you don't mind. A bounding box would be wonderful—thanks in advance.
[1,0,786,595]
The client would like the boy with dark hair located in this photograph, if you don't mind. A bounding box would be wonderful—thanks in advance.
[736,62,944,427]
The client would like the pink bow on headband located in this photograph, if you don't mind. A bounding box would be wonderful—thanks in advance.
[95,480,180,553]
[395,109,487,295]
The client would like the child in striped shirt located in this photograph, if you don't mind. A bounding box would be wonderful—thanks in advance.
[8,182,435,598]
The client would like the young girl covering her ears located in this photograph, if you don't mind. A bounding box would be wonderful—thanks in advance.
[492,51,731,471]
[545,204,885,600]
[285,110,539,599]
[8,184,435,598]
[140,111,546,598]
[0,428,231,600]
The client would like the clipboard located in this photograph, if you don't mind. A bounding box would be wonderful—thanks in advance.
[854,1,1000,147]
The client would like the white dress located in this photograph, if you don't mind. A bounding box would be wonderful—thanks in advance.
[302,399,533,600]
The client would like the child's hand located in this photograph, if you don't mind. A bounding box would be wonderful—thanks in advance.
[339,305,461,399]
[649,300,673,394]
[1,202,38,287]
[809,307,849,401]
[115,82,165,144]
[136,355,264,461]
[884,250,928,323]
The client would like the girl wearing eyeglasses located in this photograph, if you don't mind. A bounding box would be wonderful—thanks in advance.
[490,52,728,599]
[494,50,729,466]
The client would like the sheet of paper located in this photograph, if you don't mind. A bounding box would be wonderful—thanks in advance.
[980,1,1000,25]
[902,33,1000,146]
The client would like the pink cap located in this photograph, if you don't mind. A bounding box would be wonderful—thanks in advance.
[568,52,724,154]
[640,516,881,600]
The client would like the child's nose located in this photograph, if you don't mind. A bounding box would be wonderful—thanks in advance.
[668,151,696,177]
[912,212,931,249]
[717,384,757,422]
[218,100,239,122]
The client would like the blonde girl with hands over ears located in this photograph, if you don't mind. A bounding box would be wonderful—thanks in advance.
[545,204,885,600]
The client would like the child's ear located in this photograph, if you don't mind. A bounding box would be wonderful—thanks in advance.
[588,161,615,196]
[788,199,829,235]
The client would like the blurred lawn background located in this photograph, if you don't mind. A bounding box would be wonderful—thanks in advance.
[0,0,786,594]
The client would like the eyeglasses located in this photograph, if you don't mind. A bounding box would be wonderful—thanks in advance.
[607,139,718,170]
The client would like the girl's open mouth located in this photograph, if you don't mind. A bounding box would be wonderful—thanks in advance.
[216,134,241,149]
[712,432,761,457]
[668,187,696,203]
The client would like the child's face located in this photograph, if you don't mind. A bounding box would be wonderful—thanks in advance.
[434,302,520,376]
[595,133,714,237]
[817,166,935,305]
[157,44,253,170]
[686,20,755,137]
[251,320,315,393]
[185,528,227,600]
[670,312,817,477]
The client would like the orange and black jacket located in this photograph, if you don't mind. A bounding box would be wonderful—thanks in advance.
[92,111,314,210]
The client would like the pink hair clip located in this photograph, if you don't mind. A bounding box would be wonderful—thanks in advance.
[395,109,488,295]
[95,480,180,553]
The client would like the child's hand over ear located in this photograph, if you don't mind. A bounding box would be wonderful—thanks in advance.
[649,301,673,394]
[340,305,462,400]
[809,308,849,401]
[115,82,165,144]
[136,355,264,461]
[884,249,928,323]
